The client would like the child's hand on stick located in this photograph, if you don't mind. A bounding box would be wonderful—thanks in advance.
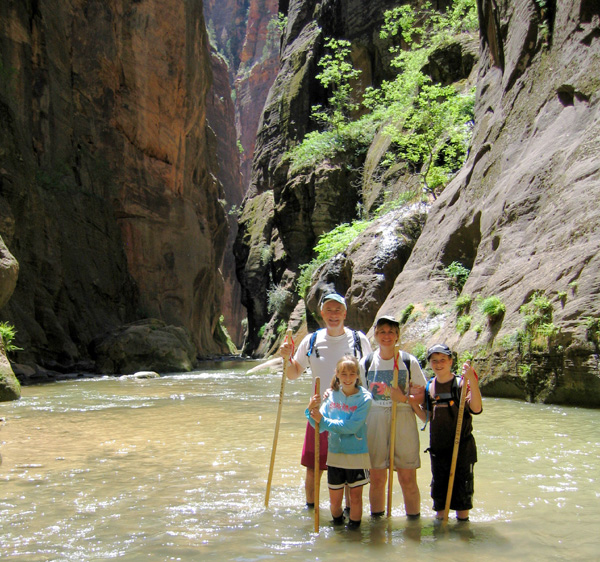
[461,361,478,386]
[308,394,322,422]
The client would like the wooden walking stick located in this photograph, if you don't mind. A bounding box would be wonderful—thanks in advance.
[265,329,293,508]
[386,345,400,518]
[442,362,470,527]
[314,376,321,533]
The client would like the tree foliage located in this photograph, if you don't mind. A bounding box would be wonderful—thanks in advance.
[287,0,479,298]
[296,221,370,298]
[311,38,363,130]
[287,0,478,199]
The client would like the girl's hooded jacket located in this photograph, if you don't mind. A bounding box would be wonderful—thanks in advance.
[305,387,372,455]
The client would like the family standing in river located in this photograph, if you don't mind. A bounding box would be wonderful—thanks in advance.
[279,292,483,529]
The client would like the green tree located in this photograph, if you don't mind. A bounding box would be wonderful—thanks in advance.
[311,38,362,130]
[372,1,477,198]
[296,221,370,298]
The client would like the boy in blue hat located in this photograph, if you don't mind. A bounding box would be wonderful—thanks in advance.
[419,344,482,521]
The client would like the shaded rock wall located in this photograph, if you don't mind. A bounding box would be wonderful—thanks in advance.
[379,0,600,405]
[0,0,230,370]
[204,0,280,187]
[235,0,404,354]
[0,335,20,401]
[234,0,600,405]
[305,204,429,330]
[204,0,280,346]
[206,50,246,346]
[0,238,20,400]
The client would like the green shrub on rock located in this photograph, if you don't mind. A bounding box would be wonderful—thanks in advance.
[479,296,506,323]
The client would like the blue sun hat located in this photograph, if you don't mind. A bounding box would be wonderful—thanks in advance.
[426,343,452,360]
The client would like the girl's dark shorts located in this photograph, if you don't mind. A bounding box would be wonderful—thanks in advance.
[430,459,474,512]
[327,466,370,490]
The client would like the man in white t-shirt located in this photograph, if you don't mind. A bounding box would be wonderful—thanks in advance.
[280,293,371,507]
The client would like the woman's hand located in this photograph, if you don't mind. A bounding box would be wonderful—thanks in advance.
[390,386,408,404]
[408,384,425,405]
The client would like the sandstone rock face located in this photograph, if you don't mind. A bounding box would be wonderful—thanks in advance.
[235,0,402,354]
[204,0,280,187]
[0,335,20,402]
[206,50,246,346]
[233,0,280,188]
[0,234,20,400]
[92,319,197,375]
[0,1,230,371]
[235,0,599,406]
[305,204,429,331]
[379,0,600,405]
[0,236,18,311]
[204,0,281,346]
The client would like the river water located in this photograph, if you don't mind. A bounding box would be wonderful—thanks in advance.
[1,361,598,561]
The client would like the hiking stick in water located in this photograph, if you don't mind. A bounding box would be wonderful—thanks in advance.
[442,361,470,527]
[265,329,293,508]
[314,376,321,532]
[386,345,400,518]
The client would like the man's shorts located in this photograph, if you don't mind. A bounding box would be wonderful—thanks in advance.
[430,456,475,512]
[301,421,328,471]
[327,466,370,489]
[366,406,421,469]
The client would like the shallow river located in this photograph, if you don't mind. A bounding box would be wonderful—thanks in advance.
[1,361,598,561]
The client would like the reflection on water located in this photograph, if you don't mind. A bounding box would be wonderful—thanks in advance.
[1,363,598,561]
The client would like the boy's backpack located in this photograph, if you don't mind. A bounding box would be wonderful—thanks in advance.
[421,375,461,430]
[306,328,364,359]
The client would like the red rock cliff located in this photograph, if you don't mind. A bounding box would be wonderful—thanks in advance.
[0,0,230,369]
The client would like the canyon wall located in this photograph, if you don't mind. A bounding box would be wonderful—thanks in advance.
[381,0,600,405]
[204,0,280,346]
[234,0,600,405]
[235,0,408,354]
[0,0,231,374]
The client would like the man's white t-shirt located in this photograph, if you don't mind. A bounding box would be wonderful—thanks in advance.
[294,327,372,385]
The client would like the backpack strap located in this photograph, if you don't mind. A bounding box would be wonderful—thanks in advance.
[306,329,322,358]
[452,375,461,404]
[309,329,364,359]
[399,350,412,386]
[421,375,461,430]
[353,330,364,358]
[363,351,374,388]
[421,376,434,431]
[364,352,374,375]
